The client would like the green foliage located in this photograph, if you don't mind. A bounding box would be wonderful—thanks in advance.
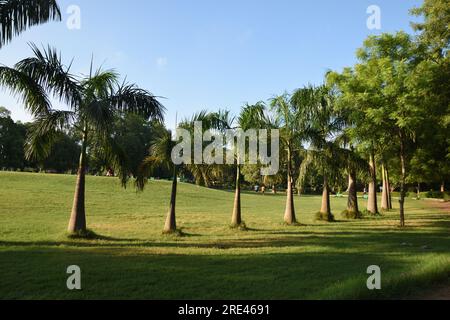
[315,211,335,222]
[0,108,27,169]
[0,0,61,48]
[341,210,362,219]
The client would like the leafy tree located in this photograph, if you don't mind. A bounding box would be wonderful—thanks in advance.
[0,106,26,169]
[410,0,450,193]
[0,0,61,48]
[329,32,429,227]
[41,132,80,173]
[0,45,164,235]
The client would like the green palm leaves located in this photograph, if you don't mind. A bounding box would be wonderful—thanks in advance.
[0,0,61,48]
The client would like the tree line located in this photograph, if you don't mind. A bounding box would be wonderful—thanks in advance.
[0,0,448,235]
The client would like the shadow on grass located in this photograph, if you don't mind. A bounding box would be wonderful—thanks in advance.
[1,228,449,252]
[0,247,448,300]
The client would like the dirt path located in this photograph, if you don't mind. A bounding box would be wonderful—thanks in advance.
[424,199,450,212]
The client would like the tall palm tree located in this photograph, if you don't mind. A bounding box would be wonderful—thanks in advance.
[270,94,306,225]
[136,125,178,234]
[211,104,266,227]
[295,85,344,222]
[0,45,164,235]
[179,110,223,188]
[0,0,61,48]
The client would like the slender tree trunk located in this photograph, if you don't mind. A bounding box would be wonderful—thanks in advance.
[347,170,359,214]
[68,130,88,233]
[320,176,331,215]
[367,150,379,215]
[381,164,389,211]
[231,165,242,227]
[284,145,297,224]
[441,182,445,193]
[417,182,421,199]
[386,166,393,209]
[399,133,406,228]
[163,167,178,233]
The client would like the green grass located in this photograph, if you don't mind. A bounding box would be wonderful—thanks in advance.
[0,171,449,300]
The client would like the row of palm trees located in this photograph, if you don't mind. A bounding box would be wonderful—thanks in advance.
[0,0,389,236]
[0,44,383,236]
[133,85,378,234]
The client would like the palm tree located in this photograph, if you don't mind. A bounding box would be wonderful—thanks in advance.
[136,125,178,234]
[0,0,61,48]
[270,94,306,225]
[295,85,344,222]
[179,110,223,188]
[0,45,164,235]
[212,104,266,227]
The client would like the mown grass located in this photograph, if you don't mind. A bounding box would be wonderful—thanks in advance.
[0,171,449,300]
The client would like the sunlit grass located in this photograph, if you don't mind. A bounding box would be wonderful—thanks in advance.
[0,172,449,299]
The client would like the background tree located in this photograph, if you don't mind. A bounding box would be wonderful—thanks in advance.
[0,106,26,169]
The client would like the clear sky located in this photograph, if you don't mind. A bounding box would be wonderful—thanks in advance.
[0,0,423,127]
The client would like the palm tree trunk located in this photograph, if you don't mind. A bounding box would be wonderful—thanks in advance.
[381,164,389,211]
[367,150,379,215]
[231,165,242,227]
[284,145,297,224]
[68,131,88,233]
[399,132,406,227]
[347,170,359,214]
[320,176,331,215]
[164,167,178,233]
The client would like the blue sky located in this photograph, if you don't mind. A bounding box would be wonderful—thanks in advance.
[0,0,423,127]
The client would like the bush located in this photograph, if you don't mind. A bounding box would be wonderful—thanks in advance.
[361,209,382,216]
[341,210,363,219]
[425,191,447,199]
[315,211,335,222]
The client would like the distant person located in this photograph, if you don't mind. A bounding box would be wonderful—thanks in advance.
[261,185,266,194]
[254,185,259,193]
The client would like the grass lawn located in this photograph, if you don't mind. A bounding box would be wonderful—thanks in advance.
[0,171,449,300]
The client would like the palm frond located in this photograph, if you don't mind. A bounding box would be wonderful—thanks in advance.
[83,99,115,135]
[0,0,61,48]
[0,65,51,115]
[136,127,174,191]
[25,109,74,160]
[82,69,118,101]
[15,44,82,109]
[109,83,165,122]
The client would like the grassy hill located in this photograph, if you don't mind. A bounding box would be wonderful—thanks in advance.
[0,172,449,299]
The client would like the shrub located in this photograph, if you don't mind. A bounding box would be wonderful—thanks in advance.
[315,212,335,222]
[426,191,445,199]
[341,210,363,219]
